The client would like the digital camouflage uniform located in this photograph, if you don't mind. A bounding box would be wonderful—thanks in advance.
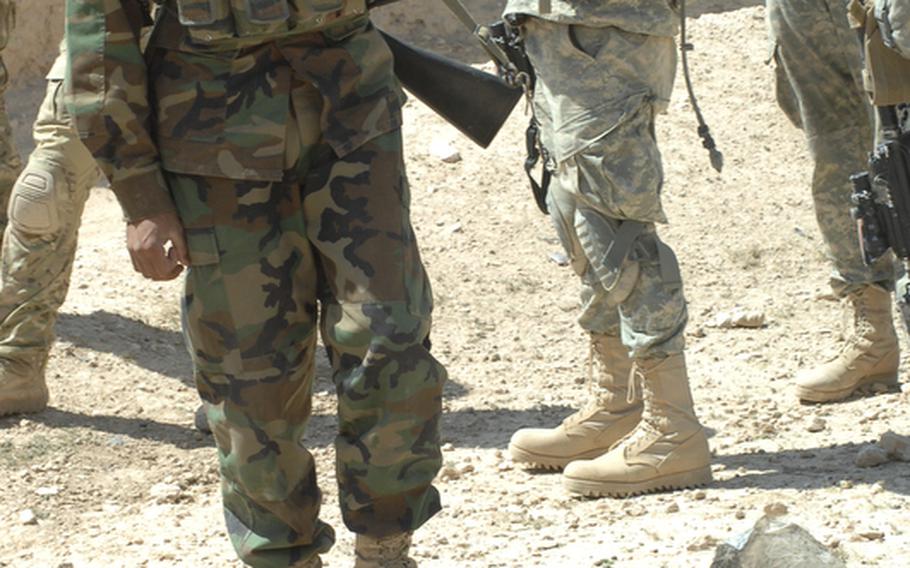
[767,0,903,402]
[767,0,893,296]
[0,48,100,416]
[66,1,444,566]
[0,0,23,236]
[504,0,711,498]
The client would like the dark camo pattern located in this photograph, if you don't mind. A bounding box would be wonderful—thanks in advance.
[67,2,444,565]
[767,0,896,296]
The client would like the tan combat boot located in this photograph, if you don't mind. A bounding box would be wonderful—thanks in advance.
[508,334,642,469]
[354,532,416,568]
[562,354,711,497]
[0,357,49,416]
[796,284,899,402]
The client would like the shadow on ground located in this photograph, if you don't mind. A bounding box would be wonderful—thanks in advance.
[0,407,210,450]
[715,443,910,496]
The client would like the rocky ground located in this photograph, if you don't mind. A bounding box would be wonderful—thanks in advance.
[2,2,910,567]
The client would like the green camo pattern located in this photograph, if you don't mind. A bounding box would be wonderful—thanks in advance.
[67,2,444,565]
[767,0,896,296]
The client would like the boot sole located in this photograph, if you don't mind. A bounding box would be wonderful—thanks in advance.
[563,466,713,498]
[0,398,48,417]
[797,372,899,403]
[508,443,610,471]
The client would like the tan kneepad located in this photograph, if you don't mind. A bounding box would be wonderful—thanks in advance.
[8,167,59,236]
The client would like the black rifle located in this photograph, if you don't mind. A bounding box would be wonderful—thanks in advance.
[369,0,522,148]
[378,31,523,148]
[851,105,910,265]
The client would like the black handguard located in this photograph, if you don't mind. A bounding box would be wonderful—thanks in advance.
[851,106,910,264]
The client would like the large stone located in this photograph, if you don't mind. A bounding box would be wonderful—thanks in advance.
[878,431,910,462]
[711,516,845,568]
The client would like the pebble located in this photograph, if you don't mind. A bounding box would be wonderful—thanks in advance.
[708,308,765,329]
[901,383,910,394]
[735,510,746,520]
[429,138,462,163]
[19,509,37,525]
[839,480,854,489]
[807,418,826,433]
[666,503,680,513]
[855,445,890,468]
[693,490,707,501]
[879,430,910,462]
[35,486,60,497]
[858,530,885,541]
[763,502,788,517]
[149,482,183,504]
[548,251,570,266]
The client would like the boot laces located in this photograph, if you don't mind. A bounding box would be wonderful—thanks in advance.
[564,336,625,427]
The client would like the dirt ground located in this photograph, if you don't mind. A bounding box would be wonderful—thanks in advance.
[3,2,910,567]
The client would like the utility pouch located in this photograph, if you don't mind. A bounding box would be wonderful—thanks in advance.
[177,0,237,42]
[849,0,910,105]
[233,0,290,37]
[295,0,366,35]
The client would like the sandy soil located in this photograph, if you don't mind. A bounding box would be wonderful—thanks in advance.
[2,2,910,567]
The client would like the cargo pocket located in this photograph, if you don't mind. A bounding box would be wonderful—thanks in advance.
[767,41,803,130]
[573,99,667,224]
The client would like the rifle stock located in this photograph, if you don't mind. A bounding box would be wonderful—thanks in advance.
[378,30,523,148]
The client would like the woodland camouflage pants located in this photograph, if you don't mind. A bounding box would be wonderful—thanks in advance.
[172,91,445,566]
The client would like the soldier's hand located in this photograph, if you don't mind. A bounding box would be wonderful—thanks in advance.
[126,212,190,281]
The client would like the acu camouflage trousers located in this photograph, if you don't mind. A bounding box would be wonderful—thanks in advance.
[767,0,896,295]
[167,61,445,567]
[0,52,98,388]
[0,0,22,234]
[524,18,687,359]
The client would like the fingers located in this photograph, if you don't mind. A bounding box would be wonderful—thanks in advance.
[130,242,183,281]
[168,226,191,267]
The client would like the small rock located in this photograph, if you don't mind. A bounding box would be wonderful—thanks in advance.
[447,222,463,234]
[878,431,910,462]
[763,502,788,517]
[871,382,890,394]
[149,482,183,504]
[687,535,718,552]
[708,308,765,329]
[735,510,746,520]
[441,442,454,452]
[666,503,680,513]
[839,480,854,489]
[19,509,37,525]
[693,490,707,501]
[855,445,890,468]
[807,418,827,433]
[900,383,910,394]
[438,465,460,482]
[429,138,462,163]
[858,530,885,541]
[548,251,570,266]
[35,486,60,497]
